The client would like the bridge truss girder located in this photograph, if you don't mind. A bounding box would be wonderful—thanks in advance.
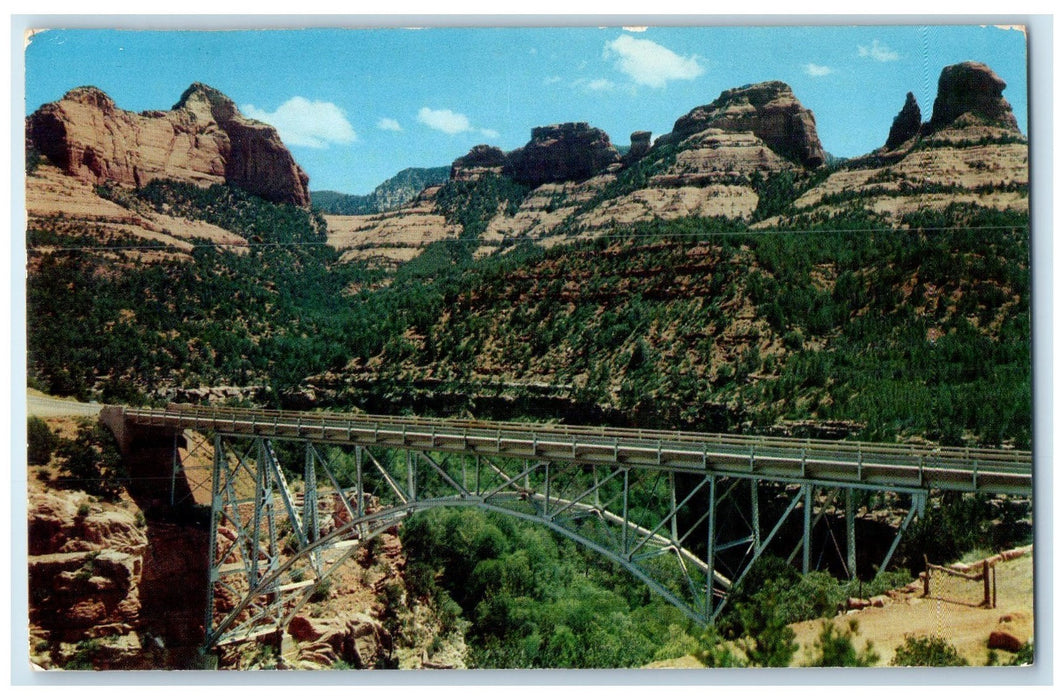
[178,431,928,650]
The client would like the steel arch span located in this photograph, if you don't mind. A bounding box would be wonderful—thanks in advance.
[106,404,1031,650]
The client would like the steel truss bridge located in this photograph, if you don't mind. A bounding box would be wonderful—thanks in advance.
[107,404,1032,650]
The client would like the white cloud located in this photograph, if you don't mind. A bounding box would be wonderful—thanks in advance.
[480,128,500,139]
[377,117,402,132]
[417,107,472,134]
[587,78,617,92]
[543,75,563,85]
[803,63,834,77]
[242,96,356,149]
[603,34,704,88]
[857,40,901,62]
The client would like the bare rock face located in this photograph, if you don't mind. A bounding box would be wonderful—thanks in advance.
[507,122,621,187]
[928,61,1020,133]
[451,144,508,181]
[666,81,826,168]
[885,92,922,151]
[625,130,653,163]
[27,83,311,206]
[288,612,394,668]
[27,491,146,640]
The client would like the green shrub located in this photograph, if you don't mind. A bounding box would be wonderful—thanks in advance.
[27,416,57,465]
[805,619,879,667]
[56,420,126,501]
[891,634,968,666]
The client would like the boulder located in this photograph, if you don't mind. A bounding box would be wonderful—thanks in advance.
[928,61,1020,133]
[288,612,393,669]
[988,611,1032,652]
[885,92,922,150]
[26,83,311,206]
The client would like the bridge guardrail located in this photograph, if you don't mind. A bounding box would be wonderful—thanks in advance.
[120,404,1032,495]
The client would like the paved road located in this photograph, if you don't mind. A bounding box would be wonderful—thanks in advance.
[26,393,103,418]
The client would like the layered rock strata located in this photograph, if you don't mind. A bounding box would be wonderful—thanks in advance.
[27,83,311,206]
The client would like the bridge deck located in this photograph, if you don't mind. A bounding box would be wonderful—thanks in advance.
[120,404,1032,496]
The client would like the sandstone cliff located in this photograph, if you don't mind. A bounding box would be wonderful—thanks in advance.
[790,61,1027,224]
[661,80,827,168]
[27,83,311,206]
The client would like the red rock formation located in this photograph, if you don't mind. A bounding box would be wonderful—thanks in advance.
[451,144,508,181]
[666,81,826,168]
[506,122,621,187]
[885,92,922,151]
[929,61,1020,133]
[27,83,311,206]
[288,613,393,668]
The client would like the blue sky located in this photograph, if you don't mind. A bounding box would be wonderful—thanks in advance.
[24,24,1029,195]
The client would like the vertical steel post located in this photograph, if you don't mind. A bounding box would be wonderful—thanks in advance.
[304,443,318,547]
[406,450,416,502]
[170,432,179,506]
[669,471,679,542]
[802,484,813,575]
[621,469,630,558]
[544,462,551,518]
[250,439,265,588]
[204,433,225,647]
[355,446,365,520]
[705,475,717,621]
[846,488,857,579]
[750,479,761,550]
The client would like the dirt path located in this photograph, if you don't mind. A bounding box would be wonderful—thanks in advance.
[790,552,1034,666]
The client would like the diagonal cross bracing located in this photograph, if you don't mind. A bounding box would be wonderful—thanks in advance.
[114,404,1031,649]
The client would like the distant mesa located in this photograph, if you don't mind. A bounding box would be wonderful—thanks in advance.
[507,122,621,187]
[26,82,311,207]
[928,61,1020,133]
[884,92,922,151]
[661,80,827,168]
[451,122,621,188]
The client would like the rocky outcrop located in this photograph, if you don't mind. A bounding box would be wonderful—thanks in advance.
[451,144,508,181]
[928,61,1020,133]
[664,81,826,168]
[27,83,311,206]
[28,491,147,645]
[885,92,922,150]
[625,130,653,164]
[506,122,621,187]
[988,612,1032,653]
[288,613,394,669]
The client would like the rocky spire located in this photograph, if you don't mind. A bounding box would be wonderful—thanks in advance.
[884,92,922,151]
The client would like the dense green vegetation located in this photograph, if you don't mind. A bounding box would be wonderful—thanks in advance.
[400,508,699,668]
[29,180,1031,451]
[25,172,1032,668]
[891,634,968,666]
[30,417,126,500]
